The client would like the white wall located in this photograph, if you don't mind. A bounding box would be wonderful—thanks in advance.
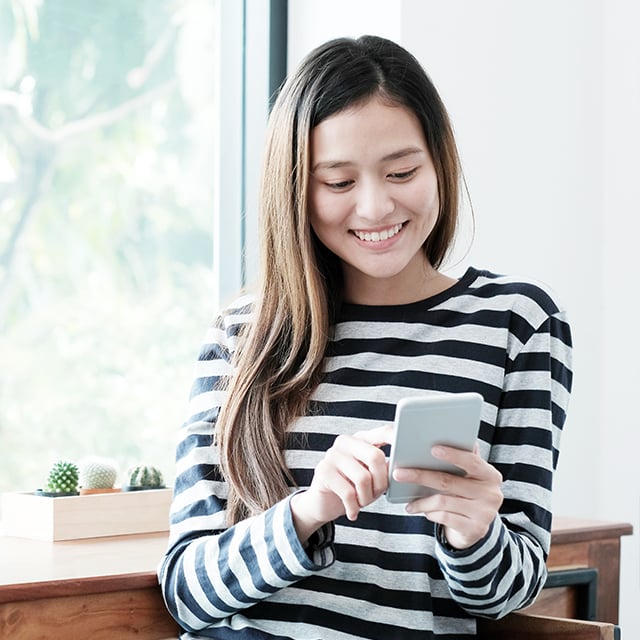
[401,0,604,519]
[288,0,402,68]
[288,0,639,634]
[601,0,640,633]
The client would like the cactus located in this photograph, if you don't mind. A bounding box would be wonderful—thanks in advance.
[79,457,118,490]
[125,464,164,490]
[45,460,79,494]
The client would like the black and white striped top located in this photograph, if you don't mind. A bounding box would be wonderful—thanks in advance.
[158,267,573,639]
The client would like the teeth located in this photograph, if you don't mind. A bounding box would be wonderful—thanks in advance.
[354,223,403,242]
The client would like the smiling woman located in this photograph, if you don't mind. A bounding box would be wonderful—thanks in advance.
[308,98,450,305]
[158,35,573,640]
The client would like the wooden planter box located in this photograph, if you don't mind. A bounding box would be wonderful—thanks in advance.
[1,488,172,541]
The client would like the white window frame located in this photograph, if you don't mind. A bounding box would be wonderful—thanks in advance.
[214,0,287,309]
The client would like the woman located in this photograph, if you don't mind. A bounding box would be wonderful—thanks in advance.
[159,35,573,639]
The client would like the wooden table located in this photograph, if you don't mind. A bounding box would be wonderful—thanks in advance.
[0,518,633,639]
[0,532,177,639]
[525,518,633,624]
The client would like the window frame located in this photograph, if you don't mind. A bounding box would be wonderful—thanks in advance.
[214,0,288,308]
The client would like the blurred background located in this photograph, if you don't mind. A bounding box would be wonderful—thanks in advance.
[0,0,219,491]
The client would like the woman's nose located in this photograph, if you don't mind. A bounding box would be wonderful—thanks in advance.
[354,178,395,222]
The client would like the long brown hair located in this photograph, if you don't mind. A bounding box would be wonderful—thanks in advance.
[217,35,463,524]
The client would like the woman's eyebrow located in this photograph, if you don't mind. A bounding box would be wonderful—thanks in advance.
[382,146,426,162]
[312,147,425,172]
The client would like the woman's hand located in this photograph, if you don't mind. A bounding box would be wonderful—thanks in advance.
[290,425,393,543]
[393,444,503,550]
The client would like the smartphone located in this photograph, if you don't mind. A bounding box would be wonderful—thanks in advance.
[386,392,483,504]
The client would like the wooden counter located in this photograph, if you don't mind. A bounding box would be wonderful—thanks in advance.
[526,518,634,624]
[0,532,177,639]
[0,532,167,603]
[0,518,633,639]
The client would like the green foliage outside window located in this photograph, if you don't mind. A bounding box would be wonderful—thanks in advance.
[0,0,220,493]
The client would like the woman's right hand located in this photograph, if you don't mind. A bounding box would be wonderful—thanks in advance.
[290,425,393,543]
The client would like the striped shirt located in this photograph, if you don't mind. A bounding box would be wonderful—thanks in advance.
[158,267,573,639]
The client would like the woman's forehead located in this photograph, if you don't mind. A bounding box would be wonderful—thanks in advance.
[309,97,428,168]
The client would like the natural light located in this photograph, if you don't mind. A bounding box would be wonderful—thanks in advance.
[0,0,224,494]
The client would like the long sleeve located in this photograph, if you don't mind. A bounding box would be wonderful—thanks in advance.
[157,300,335,633]
[435,304,573,618]
[160,492,333,632]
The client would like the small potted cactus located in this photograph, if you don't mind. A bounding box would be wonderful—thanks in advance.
[123,464,165,491]
[36,460,80,496]
[78,457,120,495]
[2,457,172,540]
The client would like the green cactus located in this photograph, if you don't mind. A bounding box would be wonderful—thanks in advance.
[46,460,79,494]
[126,464,164,490]
[79,457,118,490]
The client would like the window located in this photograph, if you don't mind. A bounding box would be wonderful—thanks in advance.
[0,0,283,495]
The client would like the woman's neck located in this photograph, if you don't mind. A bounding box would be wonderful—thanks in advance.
[342,259,457,306]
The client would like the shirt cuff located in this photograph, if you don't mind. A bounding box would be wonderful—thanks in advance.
[435,517,502,560]
[284,493,336,570]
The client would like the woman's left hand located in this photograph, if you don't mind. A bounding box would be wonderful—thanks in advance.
[393,444,504,550]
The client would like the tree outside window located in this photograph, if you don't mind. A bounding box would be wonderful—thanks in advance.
[0,0,221,493]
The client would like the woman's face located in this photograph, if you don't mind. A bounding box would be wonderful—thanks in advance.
[308,96,440,305]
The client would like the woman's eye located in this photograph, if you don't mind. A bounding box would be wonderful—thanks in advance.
[327,180,353,190]
[389,168,417,180]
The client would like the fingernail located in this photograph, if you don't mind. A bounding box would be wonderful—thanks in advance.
[432,446,446,458]
[394,469,411,481]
